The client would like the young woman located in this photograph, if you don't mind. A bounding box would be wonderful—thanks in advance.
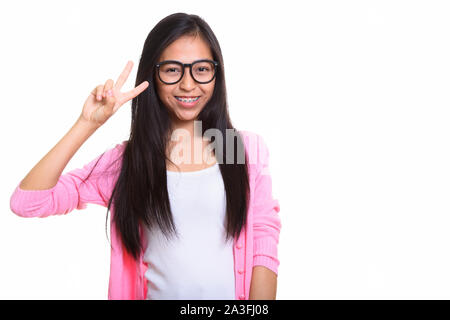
[10,12,281,300]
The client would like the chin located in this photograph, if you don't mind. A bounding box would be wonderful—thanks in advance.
[179,114,199,121]
[172,110,200,122]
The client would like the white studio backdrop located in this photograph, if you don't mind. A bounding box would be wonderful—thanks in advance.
[0,0,449,299]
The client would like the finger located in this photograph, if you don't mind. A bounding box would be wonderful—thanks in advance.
[115,60,133,91]
[104,81,117,109]
[122,81,149,102]
[103,79,114,98]
[93,85,104,101]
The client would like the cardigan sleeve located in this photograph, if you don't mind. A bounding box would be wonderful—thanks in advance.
[9,141,125,218]
[252,134,282,275]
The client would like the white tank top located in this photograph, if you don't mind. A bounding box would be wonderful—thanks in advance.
[143,162,236,300]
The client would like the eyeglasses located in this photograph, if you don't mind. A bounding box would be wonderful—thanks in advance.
[155,59,218,85]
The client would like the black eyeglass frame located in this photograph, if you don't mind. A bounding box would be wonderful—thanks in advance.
[155,59,219,85]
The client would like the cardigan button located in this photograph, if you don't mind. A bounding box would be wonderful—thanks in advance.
[236,243,242,249]
[239,294,245,300]
[238,269,244,274]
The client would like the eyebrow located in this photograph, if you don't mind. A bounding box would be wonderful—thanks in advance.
[159,58,213,63]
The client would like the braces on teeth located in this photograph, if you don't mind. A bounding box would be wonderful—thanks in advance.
[176,97,199,102]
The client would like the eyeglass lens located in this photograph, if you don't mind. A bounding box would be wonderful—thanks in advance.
[159,61,215,84]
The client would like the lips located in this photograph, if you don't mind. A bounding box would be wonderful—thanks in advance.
[175,96,200,102]
[174,95,201,108]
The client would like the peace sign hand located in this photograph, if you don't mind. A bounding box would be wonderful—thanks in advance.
[80,60,149,128]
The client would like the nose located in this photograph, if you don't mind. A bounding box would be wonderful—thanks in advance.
[179,65,196,90]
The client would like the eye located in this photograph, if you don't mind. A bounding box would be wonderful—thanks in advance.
[160,64,182,74]
[197,66,210,72]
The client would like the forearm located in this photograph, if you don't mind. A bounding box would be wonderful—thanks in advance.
[19,115,98,190]
[248,266,277,300]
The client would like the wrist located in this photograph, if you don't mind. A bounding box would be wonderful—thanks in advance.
[76,115,100,132]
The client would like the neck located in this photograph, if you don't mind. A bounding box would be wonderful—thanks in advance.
[166,116,209,161]
[169,118,200,140]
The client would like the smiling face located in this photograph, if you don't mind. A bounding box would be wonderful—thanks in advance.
[155,34,216,124]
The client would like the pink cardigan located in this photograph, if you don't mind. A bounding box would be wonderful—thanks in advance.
[10,130,281,300]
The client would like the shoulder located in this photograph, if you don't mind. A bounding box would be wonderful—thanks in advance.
[237,130,270,168]
[238,129,265,149]
[238,129,270,149]
[86,140,128,175]
[102,140,128,161]
[108,140,128,166]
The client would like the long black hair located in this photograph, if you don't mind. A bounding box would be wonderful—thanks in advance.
[83,12,250,261]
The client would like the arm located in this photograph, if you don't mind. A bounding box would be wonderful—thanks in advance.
[19,115,98,191]
[18,59,147,190]
[249,134,282,300]
[10,117,124,217]
[249,266,277,300]
[10,60,146,217]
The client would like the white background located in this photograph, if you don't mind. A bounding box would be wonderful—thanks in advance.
[1,0,450,299]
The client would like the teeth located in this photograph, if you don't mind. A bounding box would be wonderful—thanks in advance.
[176,96,199,103]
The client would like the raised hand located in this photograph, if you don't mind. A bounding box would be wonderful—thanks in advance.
[80,60,149,128]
